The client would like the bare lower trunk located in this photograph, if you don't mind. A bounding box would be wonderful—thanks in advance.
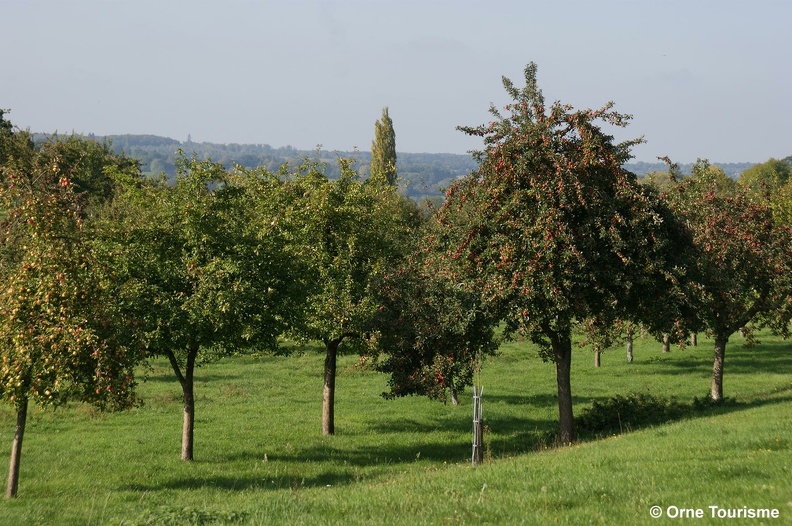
[549,329,575,444]
[6,398,28,498]
[662,334,670,353]
[594,347,601,368]
[626,331,634,363]
[181,378,195,461]
[690,332,697,347]
[166,343,198,461]
[449,383,459,406]
[322,339,340,435]
[711,335,728,401]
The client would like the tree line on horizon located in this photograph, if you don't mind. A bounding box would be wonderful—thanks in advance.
[2,63,792,498]
[28,134,765,203]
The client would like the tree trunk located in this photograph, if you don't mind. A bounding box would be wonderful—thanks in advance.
[450,386,459,406]
[594,347,601,368]
[448,377,459,405]
[626,331,634,363]
[6,398,28,498]
[549,329,575,444]
[662,333,670,353]
[322,339,340,435]
[711,334,728,402]
[166,343,198,461]
[181,374,195,461]
[690,332,697,347]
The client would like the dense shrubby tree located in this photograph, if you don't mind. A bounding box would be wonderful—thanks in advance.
[771,181,792,226]
[0,110,35,171]
[690,158,735,194]
[0,110,11,135]
[641,169,677,193]
[0,133,139,497]
[433,63,688,443]
[33,134,139,207]
[98,155,293,460]
[373,218,500,405]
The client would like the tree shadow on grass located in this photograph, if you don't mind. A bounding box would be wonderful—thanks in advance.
[574,385,792,442]
[634,339,792,376]
[121,470,363,493]
[141,373,242,383]
[485,393,608,407]
[121,377,792,495]
[215,412,560,469]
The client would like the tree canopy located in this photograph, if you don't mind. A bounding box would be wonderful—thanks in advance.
[278,158,420,434]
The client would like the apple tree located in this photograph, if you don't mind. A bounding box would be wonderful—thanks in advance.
[98,155,294,460]
[0,137,139,497]
[433,63,689,443]
[669,178,792,401]
[280,158,419,435]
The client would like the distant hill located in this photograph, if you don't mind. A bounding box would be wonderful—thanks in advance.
[624,160,756,180]
[32,133,760,200]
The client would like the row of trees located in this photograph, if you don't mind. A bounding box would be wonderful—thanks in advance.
[2,65,791,497]
[1,106,431,496]
[436,65,792,444]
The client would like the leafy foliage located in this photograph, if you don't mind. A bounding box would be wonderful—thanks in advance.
[97,153,296,457]
[33,134,140,207]
[373,228,500,403]
[0,129,142,496]
[282,158,418,350]
[671,179,792,337]
[103,154,292,360]
[277,157,420,433]
[738,157,792,196]
[0,144,139,411]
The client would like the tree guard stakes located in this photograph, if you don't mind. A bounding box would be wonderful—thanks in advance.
[472,385,484,465]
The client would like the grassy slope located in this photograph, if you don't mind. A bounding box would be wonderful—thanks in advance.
[0,332,790,525]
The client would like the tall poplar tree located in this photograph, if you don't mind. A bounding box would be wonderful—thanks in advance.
[370,107,397,186]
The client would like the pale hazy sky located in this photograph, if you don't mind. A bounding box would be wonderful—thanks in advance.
[3,0,790,163]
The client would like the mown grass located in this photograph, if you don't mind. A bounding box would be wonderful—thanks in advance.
[0,331,790,525]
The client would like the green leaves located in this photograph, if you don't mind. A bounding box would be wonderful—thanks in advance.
[670,177,792,338]
[102,154,294,362]
[0,138,139,411]
[282,157,417,349]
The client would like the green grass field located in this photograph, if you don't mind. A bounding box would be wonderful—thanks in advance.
[0,331,790,525]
